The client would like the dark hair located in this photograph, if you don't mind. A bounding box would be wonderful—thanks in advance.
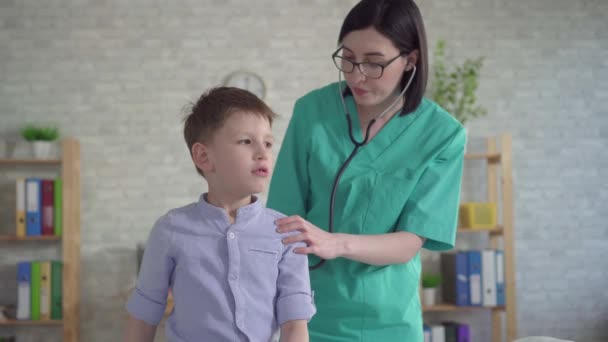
[183,86,277,176]
[338,0,428,115]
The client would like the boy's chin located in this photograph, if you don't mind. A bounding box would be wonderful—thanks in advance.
[248,186,267,195]
[247,183,268,195]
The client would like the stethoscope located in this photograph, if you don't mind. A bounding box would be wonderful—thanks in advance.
[309,63,416,270]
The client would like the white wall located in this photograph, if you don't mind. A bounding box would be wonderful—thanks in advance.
[0,0,606,341]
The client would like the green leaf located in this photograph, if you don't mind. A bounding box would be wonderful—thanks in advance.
[422,273,442,288]
[428,39,487,124]
[20,124,60,141]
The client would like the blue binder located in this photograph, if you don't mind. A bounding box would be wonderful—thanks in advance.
[495,250,505,306]
[17,261,31,320]
[423,324,431,342]
[455,251,470,306]
[467,250,482,306]
[25,178,42,236]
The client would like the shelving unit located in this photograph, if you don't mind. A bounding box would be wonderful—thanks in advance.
[0,139,81,342]
[422,134,517,342]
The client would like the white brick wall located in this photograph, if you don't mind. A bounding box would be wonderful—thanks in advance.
[0,0,606,341]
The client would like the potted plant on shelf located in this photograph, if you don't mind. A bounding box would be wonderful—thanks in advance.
[430,39,487,147]
[421,273,442,306]
[20,124,60,159]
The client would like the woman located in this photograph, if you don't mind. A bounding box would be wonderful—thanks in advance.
[267,0,465,340]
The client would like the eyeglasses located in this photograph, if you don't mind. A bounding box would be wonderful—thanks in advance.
[332,47,405,79]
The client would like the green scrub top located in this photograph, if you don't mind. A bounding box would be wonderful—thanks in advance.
[267,82,465,342]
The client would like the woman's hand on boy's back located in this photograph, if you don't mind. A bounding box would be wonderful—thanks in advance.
[276,215,345,260]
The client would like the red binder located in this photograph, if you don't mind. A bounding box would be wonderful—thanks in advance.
[41,179,55,235]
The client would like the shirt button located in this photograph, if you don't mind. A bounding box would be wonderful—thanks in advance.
[230,274,238,281]
[229,232,235,239]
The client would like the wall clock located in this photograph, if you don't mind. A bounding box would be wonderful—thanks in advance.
[223,70,266,100]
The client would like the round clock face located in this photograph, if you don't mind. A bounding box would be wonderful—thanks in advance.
[223,71,266,100]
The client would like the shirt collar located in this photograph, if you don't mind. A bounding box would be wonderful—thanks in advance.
[198,193,263,225]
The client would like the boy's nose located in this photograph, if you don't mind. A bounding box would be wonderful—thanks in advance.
[256,151,269,160]
[255,147,269,160]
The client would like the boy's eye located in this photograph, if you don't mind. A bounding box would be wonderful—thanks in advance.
[238,139,251,144]
[265,142,273,148]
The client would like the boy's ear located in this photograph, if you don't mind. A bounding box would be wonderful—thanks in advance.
[191,142,214,174]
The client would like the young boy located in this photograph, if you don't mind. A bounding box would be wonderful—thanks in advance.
[124,87,315,342]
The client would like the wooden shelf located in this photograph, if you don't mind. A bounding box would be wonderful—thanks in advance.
[458,226,503,235]
[0,319,63,326]
[0,159,61,165]
[464,152,501,163]
[0,139,81,342]
[422,135,517,342]
[0,235,61,241]
[423,304,505,312]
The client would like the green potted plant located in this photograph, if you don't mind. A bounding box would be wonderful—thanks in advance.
[421,273,442,306]
[430,39,487,127]
[20,124,60,159]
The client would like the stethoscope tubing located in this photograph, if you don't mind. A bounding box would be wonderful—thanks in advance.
[309,65,416,270]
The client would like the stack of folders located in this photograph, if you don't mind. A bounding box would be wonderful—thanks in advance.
[440,249,505,307]
[423,322,470,342]
[16,261,63,321]
[15,178,62,237]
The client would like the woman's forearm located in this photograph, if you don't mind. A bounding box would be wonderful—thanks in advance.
[336,231,424,266]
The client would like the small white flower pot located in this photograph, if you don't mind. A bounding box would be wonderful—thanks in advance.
[32,141,54,159]
[422,288,437,306]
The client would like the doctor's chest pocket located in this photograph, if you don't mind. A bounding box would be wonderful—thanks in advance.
[363,169,417,232]
[242,240,280,286]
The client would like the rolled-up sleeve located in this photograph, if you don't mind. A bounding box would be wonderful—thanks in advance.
[275,241,316,325]
[126,216,175,325]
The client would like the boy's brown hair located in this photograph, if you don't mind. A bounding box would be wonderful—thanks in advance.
[183,86,277,176]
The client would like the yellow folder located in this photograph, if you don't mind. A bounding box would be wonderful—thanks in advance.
[16,178,26,237]
[40,261,51,320]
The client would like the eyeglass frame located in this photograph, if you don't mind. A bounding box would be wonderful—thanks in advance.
[331,46,406,79]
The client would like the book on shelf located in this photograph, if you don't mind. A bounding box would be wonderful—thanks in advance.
[440,251,469,306]
[430,324,445,342]
[25,179,41,236]
[496,250,505,306]
[423,322,469,342]
[423,324,431,342]
[41,180,54,236]
[51,261,63,319]
[466,250,482,306]
[439,249,505,308]
[443,321,470,342]
[16,179,26,237]
[39,261,51,320]
[30,261,41,320]
[14,178,63,237]
[481,250,497,307]
[15,260,62,321]
[16,262,31,320]
[54,179,62,236]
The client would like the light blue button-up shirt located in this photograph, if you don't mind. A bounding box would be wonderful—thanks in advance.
[127,194,316,342]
